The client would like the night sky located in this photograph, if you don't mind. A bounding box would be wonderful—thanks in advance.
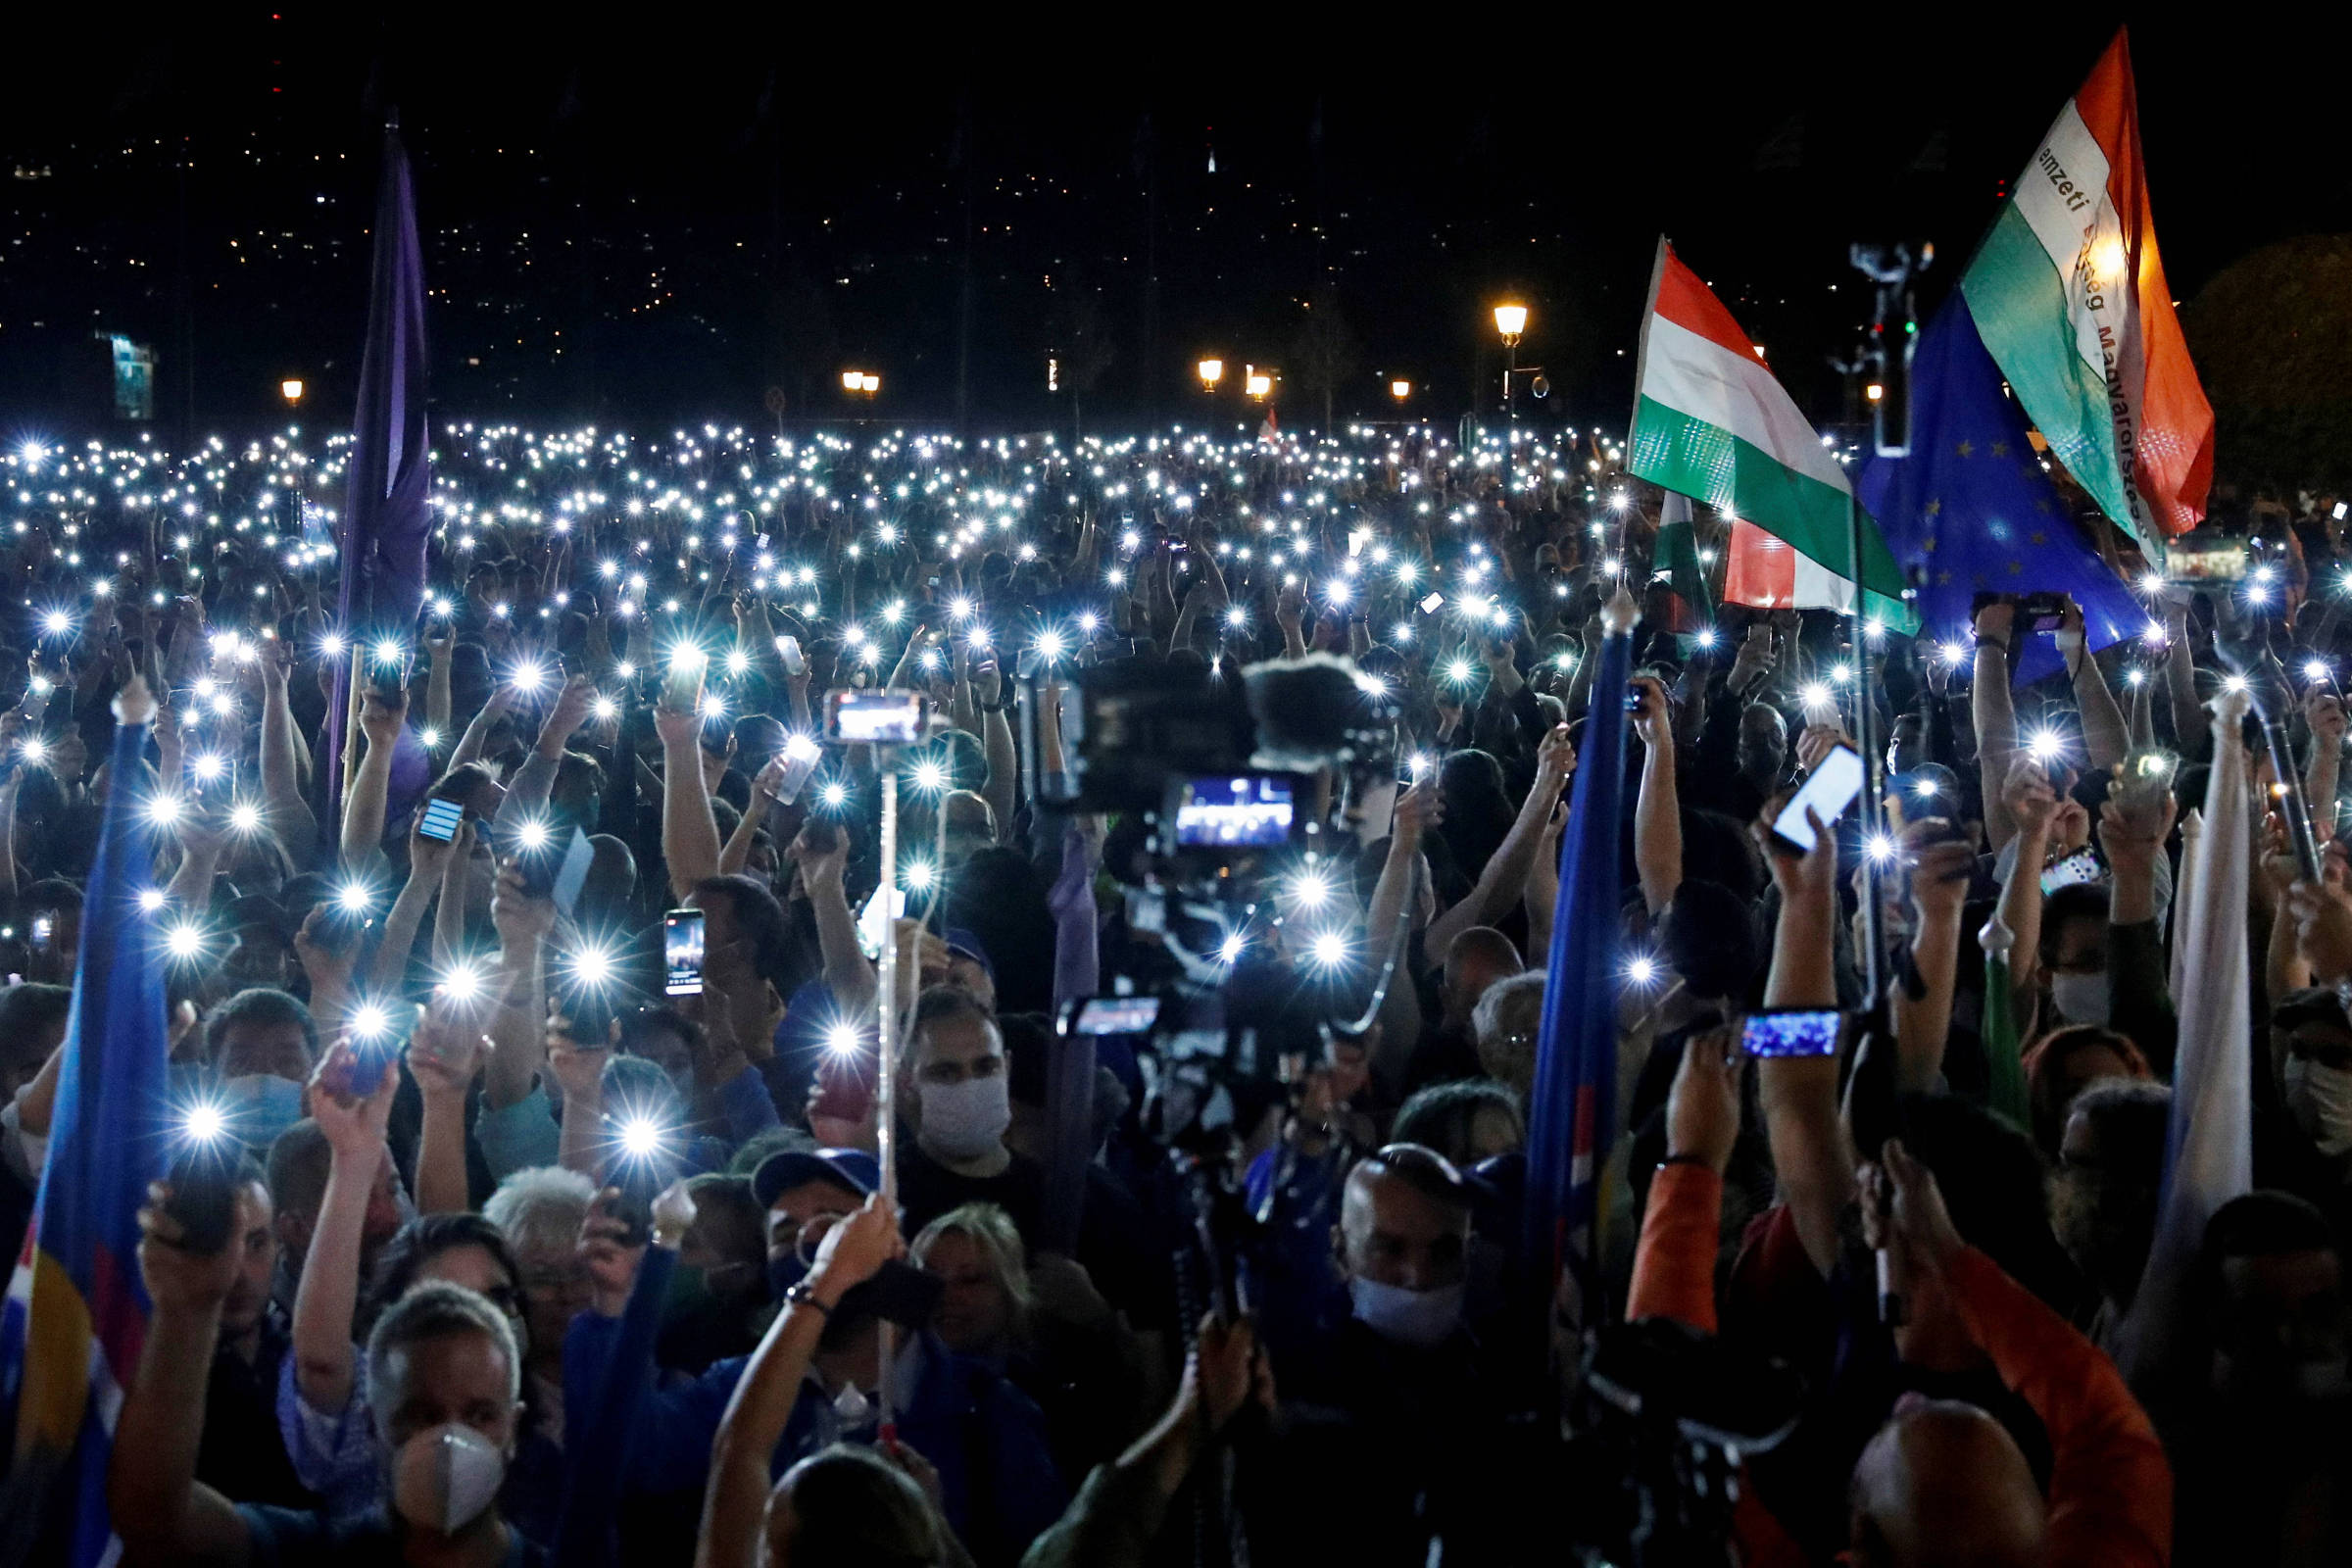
[2,13,2344,439]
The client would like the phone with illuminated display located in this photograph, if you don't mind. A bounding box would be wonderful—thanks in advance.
[416,796,466,845]
[663,909,706,997]
[1770,743,1864,856]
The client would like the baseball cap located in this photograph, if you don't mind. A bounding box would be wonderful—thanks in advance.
[751,1146,878,1210]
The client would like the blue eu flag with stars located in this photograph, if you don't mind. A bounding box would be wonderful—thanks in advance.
[1858,296,2141,685]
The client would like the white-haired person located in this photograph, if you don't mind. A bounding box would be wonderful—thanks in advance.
[115,1173,542,1565]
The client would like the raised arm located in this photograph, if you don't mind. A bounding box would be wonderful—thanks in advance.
[424,623,455,734]
[113,1190,263,1568]
[484,860,555,1112]
[1424,724,1574,955]
[1750,798,1852,1274]
[2060,598,2131,772]
[1991,755,2062,1018]
[658,695,724,900]
[258,642,319,866]
[1630,674,1683,916]
[695,1197,901,1568]
[407,1009,486,1216]
[290,1043,398,1416]
[2162,599,2202,754]
[1893,821,1977,1092]
[1973,601,2022,853]
[337,691,406,870]
[786,824,875,1012]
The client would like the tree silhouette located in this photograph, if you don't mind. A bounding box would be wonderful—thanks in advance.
[1290,283,1361,433]
[2182,234,2352,488]
[1045,283,1116,441]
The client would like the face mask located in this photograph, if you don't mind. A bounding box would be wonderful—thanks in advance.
[2049,971,2112,1028]
[2284,1056,2352,1158]
[919,1075,1011,1161]
[220,1074,306,1153]
[1348,1276,1465,1349]
[390,1423,506,1536]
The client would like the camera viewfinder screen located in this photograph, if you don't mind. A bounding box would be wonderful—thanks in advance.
[1174,776,1294,848]
[1076,996,1161,1035]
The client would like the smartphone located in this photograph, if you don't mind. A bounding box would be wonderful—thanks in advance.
[856,885,908,959]
[1061,995,1161,1037]
[1419,592,1445,614]
[1016,648,1046,681]
[29,914,54,955]
[2040,847,2106,895]
[1740,1008,1843,1059]
[604,1135,672,1247]
[165,1128,244,1255]
[1770,743,1865,855]
[825,689,927,745]
[2167,543,2247,584]
[367,642,413,705]
[663,647,708,712]
[776,635,808,679]
[2336,502,2348,522]
[416,795,466,844]
[662,909,706,997]
[1623,682,1645,714]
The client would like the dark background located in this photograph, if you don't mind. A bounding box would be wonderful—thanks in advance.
[2,11,2345,445]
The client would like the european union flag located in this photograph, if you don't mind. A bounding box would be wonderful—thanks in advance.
[0,701,170,1565]
[1858,296,2140,685]
[1524,613,1632,1316]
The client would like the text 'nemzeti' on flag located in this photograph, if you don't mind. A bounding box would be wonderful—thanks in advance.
[1960,26,2214,553]
[1627,238,1917,632]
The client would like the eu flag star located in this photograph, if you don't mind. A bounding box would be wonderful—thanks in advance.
[1990,441,2010,459]
[1956,440,1976,458]
[2030,531,2047,547]
[2007,560,2023,574]
[1923,498,1941,518]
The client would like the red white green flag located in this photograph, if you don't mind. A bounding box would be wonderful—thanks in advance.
[1960,27,2213,551]
[1627,239,1916,630]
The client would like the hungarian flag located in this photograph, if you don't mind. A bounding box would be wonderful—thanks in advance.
[1647,491,1713,633]
[1628,239,1917,630]
[1960,27,2213,552]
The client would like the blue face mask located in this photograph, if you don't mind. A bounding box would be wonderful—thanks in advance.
[220,1074,306,1153]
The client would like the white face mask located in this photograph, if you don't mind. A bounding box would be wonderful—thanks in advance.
[1348,1276,1464,1348]
[390,1423,506,1536]
[2284,1055,2352,1158]
[919,1074,1011,1161]
[2049,970,2112,1028]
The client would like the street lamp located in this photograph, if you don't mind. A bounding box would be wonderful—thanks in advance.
[1493,303,1529,498]
[842,370,864,392]
[1245,369,1273,399]
[859,373,880,394]
[1390,378,1411,403]
[280,378,305,407]
[1197,358,1224,391]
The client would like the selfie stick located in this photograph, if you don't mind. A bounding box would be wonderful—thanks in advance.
[874,758,901,1435]
[2227,640,2326,880]
[1851,241,1929,1328]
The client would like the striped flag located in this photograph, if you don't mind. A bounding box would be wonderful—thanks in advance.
[1629,238,1916,631]
[1960,27,2214,551]
[0,701,169,1565]
[1523,601,1634,1314]
[1647,492,1714,633]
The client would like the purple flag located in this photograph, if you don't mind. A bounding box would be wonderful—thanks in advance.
[325,120,431,825]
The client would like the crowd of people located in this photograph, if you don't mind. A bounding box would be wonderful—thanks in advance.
[0,418,2347,1564]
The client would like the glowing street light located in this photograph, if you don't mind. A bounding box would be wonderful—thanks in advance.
[280,378,305,407]
[1197,358,1224,391]
[1245,370,1273,400]
[1492,303,1528,346]
[1390,378,1411,402]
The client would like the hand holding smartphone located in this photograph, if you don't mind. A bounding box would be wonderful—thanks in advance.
[1770,743,1865,855]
